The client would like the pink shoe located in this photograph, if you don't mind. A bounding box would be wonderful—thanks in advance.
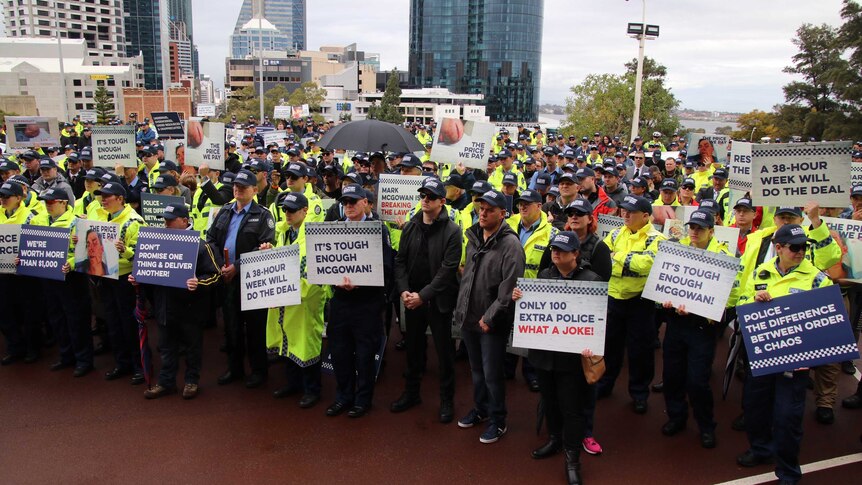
[582,437,603,455]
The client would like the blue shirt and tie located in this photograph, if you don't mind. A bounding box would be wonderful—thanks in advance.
[224,203,250,265]
[519,217,542,246]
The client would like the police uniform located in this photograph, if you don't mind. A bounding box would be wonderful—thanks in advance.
[206,170,275,386]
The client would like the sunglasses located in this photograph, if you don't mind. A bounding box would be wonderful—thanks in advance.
[341,198,360,206]
[681,186,694,190]
[566,211,590,218]
[787,243,808,253]
[419,192,441,201]
[287,174,300,180]
[285,207,300,214]
[633,157,644,160]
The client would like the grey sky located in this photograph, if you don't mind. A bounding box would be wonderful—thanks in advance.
[192,0,847,112]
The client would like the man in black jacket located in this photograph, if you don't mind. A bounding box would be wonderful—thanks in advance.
[135,203,222,400]
[391,178,463,423]
[206,169,275,389]
[454,189,526,444]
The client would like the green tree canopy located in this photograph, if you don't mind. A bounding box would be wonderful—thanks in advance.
[368,69,404,124]
[93,86,115,124]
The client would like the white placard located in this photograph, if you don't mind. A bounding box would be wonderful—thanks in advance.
[642,241,741,321]
[376,174,427,222]
[852,162,862,187]
[239,245,301,311]
[262,130,287,147]
[92,125,137,168]
[195,104,216,117]
[513,278,609,355]
[73,220,120,279]
[305,221,384,286]
[597,214,624,240]
[430,117,497,170]
[751,142,852,207]
[78,111,98,123]
[6,116,60,148]
[273,106,292,119]
[714,226,740,256]
[0,225,21,274]
[729,141,752,193]
[185,120,225,169]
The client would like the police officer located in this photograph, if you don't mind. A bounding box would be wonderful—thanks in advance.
[207,169,275,389]
[391,178,462,422]
[325,184,393,418]
[135,203,222,400]
[659,209,730,449]
[596,195,665,413]
[735,224,833,484]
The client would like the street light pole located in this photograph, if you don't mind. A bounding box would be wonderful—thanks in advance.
[629,0,646,145]
[57,36,69,122]
[259,15,264,122]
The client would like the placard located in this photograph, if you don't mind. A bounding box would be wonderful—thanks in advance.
[738,285,859,377]
[132,227,200,289]
[6,116,60,148]
[305,221,384,286]
[642,241,741,321]
[290,104,310,120]
[78,111,98,123]
[140,192,184,226]
[751,142,852,207]
[273,106,292,119]
[513,278,609,355]
[597,214,624,240]
[852,162,862,187]
[729,141,752,192]
[150,112,185,138]
[430,117,497,170]
[73,220,120,279]
[185,120,225,169]
[0,225,21,274]
[822,216,862,283]
[16,225,70,281]
[239,245,301,311]
[195,104,216,117]
[376,174,426,222]
[92,125,136,168]
[686,133,730,166]
[262,130,287,147]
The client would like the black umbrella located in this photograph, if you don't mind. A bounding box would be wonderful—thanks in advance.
[317,119,426,154]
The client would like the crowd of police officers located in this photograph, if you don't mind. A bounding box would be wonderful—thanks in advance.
[1,115,862,485]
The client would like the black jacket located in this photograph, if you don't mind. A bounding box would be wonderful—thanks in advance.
[395,208,463,313]
[538,232,612,282]
[206,200,275,271]
[197,178,233,211]
[528,264,602,372]
[151,236,223,326]
[331,214,395,305]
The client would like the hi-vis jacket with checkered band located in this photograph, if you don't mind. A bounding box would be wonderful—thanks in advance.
[506,211,557,279]
[737,257,832,307]
[603,222,666,300]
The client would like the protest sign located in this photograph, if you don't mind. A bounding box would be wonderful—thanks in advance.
[853,162,862,187]
[738,285,859,377]
[150,112,185,138]
[185,120,225,169]
[0,225,21,274]
[163,138,186,164]
[73,220,120,279]
[513,278,609,355]
[78,111,97,123]
[728,141,753,193]
[273,106,292,119]
[195,104,216,117]
[16,225,70,281]
[92,125,136,168]
[642,241,741,321]
[686,133,730,165]
[6,116,60,148]
[132,227,200,289]
[262,130,287,147]
[240,245,301,311]
[140,192,184,226]
[822,216,862,283]
[290,105,310,120]
[597,214,624,240]
[305,221,384,286]
[430,117,496,170]
[751,142,852,207]
[376,174,426,222]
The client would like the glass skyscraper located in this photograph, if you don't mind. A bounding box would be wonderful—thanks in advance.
[409,0,543,122]
[125,0,163,90]
[231,0,307,57]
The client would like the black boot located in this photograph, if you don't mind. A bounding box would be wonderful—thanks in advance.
[565,449,582,485]
[531,435,562,459]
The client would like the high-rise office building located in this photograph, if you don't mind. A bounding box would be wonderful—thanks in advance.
[231,0,307,57]
[168,0,199,76]
[408,0,543,122]
[124,0,164,90]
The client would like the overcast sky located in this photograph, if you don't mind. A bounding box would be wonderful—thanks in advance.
[193,0,848,113]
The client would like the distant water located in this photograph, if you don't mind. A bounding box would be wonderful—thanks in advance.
[538,114,738,133]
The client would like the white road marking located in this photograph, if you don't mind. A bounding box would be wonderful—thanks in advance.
[714,453,862,485]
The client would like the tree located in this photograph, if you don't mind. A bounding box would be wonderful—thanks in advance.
[561,57,680,139]
[731,109,779,141]
[287,82,326,112]
[715,126,734,136]
[93,86,115,124]
[368,69,404,124]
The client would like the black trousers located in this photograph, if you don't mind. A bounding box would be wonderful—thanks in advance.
[662,314,717,432]
[285,359,322,396]
[224,280,268,377]
[43,273,93,368]
[157,317,204,387]
[99,275,141,373]
[404,304,455,400]
[596,296,656,402]
[537,365,588,452]
[0,275,42,358]
[329,295,384,408]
